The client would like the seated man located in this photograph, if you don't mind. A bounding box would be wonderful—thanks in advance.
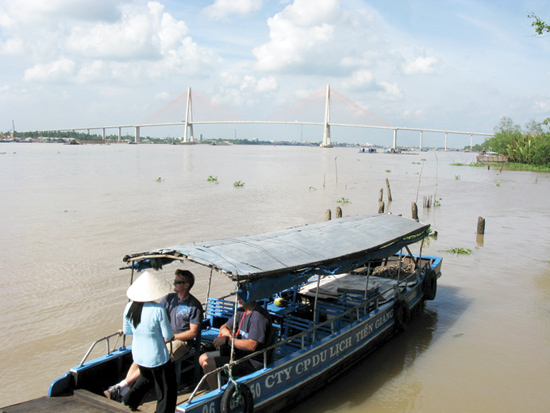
[199,297,273,389]
[105,269,203,403]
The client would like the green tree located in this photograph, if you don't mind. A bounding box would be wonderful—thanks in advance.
[479,117,550,166]
[484,116,522,154]
[528,13,550,35]
[525,119,543,136]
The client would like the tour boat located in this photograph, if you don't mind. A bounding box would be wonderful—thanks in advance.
[3,213,442,412]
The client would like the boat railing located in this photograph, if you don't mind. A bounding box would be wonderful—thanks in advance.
[187,269,425,403]
[78,330,127,367]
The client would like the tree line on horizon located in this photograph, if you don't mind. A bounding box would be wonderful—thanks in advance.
[471,116,550,166]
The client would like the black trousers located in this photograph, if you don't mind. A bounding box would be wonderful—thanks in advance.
[123,361,177,413]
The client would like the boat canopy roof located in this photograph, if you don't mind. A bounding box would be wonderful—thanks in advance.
[123,214,430,302]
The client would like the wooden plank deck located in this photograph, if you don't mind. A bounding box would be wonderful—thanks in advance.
[1,386,208,413]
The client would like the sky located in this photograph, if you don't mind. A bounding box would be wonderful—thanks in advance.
[1,0,550,146]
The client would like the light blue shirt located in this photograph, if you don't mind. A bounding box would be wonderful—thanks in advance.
[123,302,173,368]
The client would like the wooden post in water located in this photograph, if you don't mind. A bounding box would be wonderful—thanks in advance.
[477,216,485,234]
[326,209,331,221]
[411,202,418,220]
[386,178,392,202]
[378,201,385,213]
[336,206,342,218]
[379,188,383,203]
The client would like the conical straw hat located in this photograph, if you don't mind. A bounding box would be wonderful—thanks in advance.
[126,271,172,303]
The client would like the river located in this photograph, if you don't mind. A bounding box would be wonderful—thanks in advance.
[0,142,549,412]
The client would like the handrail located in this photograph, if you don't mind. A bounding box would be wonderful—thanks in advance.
[187,269,425,403]
[79,330,126,367]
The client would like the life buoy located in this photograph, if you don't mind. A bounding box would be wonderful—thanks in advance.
[220,382,254,413]
[423,269,437,300]
[394,299,410,331]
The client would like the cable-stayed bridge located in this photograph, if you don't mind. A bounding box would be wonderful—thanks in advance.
[46,85,492,149]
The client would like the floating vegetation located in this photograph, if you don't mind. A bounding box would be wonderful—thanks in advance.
[155,177,164,182]
[444,247,471,255]
[452,162,486,168]
[233,181,245,187]
[385,169,391,173]
[207,175,218,183]
[453,333,464,338]
[337,197,351,204]
[412,161,421,165]
[434,198,441,206]
[496,183,501,187]
[455,175,461,180]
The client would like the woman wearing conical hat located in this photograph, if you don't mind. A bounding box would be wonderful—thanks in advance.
[122,271,176,413]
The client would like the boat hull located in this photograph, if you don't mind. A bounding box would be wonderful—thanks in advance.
[179,267,432,413]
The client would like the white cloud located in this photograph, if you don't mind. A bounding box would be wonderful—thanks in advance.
[377,81,402,101]
[253,0,343,73]
[24,58,76,83]
[0,37,22,55]
[204,73,279,115]
[252,0,398,80]
[0,0,122,27]
[66,2,190,61]
[4,1,219,84]
[203,0,263,20]
[342,70,377,91]
[257,76,278,92]
[402,56,438,75]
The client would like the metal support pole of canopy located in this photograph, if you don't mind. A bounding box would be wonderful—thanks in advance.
[204,267,214,314]
[405,245,418,269]
[229,278,240,367]
[364,261,371,316]
[364,262,371,299]
[312,274,323,341]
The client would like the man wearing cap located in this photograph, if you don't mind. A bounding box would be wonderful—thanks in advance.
[105,269,203,404]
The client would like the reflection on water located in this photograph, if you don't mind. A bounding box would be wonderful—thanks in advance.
[1,143,549,411]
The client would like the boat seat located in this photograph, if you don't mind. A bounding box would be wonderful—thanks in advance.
[315,300,351,329]
[202,297,235,345]
[205,297,235,326]
[280,315,314,349]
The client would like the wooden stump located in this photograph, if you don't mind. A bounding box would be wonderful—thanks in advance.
[326,209,331,221]
[336,206,342,218]
[477,216,485,234]
[411,202,418,220]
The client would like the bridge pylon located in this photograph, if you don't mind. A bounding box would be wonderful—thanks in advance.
[321,85,333,148]
[183,87,195,142]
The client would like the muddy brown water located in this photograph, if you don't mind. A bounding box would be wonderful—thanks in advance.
[1,143,549,411]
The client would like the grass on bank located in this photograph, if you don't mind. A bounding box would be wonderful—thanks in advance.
[452,162,550,172]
